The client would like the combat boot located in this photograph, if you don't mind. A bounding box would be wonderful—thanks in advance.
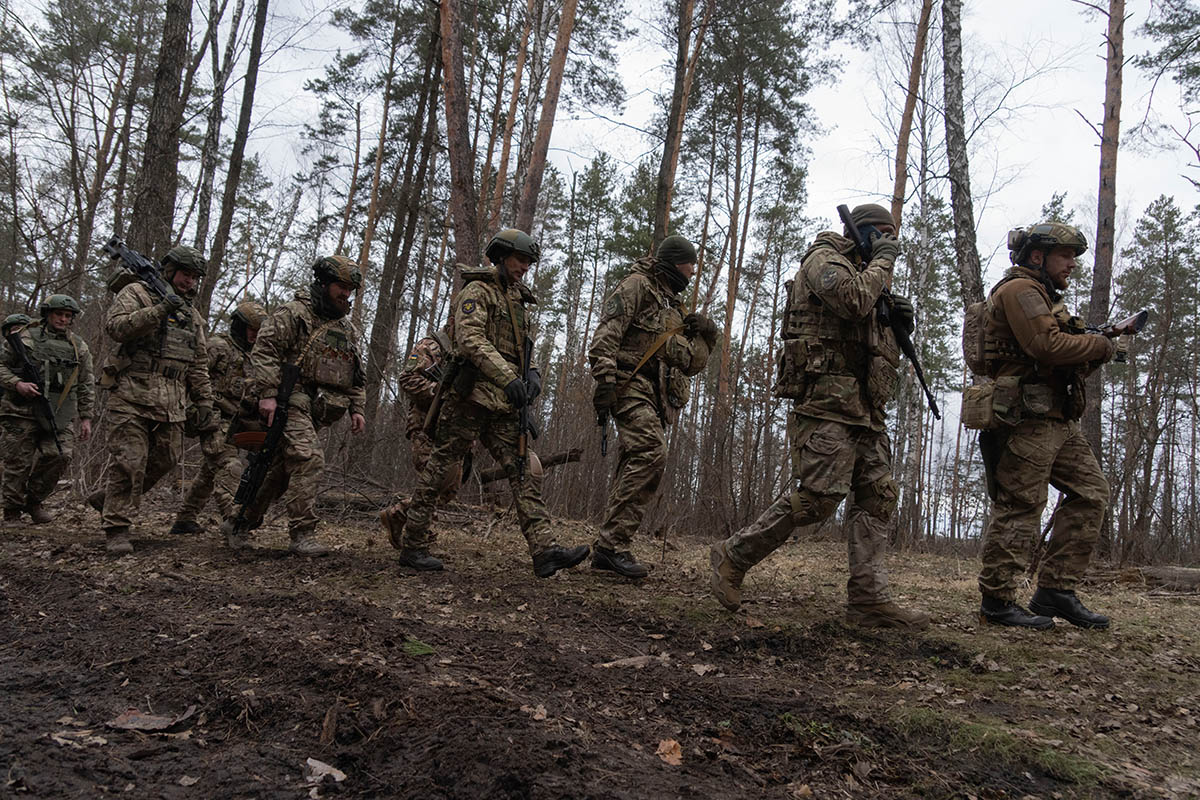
[846,601,931,631]
[27,504,52,524]
[979,595,1054,630]
[3,508,22,523]
[591,546,649,579]
[1029,587,1110,630]
[220,520,253,551]
[170,519,202,535]
[379,502,408,550]
[289,531,330,556]
[397,548,443,571]
[87,491,105,512]
[105,528,133,555]
[532,544,590,578]
[710,541,744,611]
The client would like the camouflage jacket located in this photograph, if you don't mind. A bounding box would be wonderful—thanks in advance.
[104,282,213,423]
[247,290,366,422]
[399,331,450,437]
[453,265,534,414]
[784,232,898,431]
[206,332,253,419]
[0,321,95,428]
[984,266,1114,419]
[589,257,712,415]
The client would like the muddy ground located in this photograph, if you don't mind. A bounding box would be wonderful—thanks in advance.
[2,496,1198,799]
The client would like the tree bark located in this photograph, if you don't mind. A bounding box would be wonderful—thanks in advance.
[440,0,482,272]
[941,0,983,309]
[488,0,536,231]
[890,0,933,230]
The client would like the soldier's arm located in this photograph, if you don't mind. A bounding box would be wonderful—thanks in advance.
[587,276,639,381]
[208,338,240,417]
[349,327,367,417]
[998,284,1115,367]
[75,340,96,419]
[104,283,167,343]
[397,340,438,404]
[805,251,889,321]
[187,320,215,406]
[248,307,296,399]
[0,338,21,392]
[455,283,518,388]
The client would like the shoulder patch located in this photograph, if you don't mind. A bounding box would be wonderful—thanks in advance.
[405,354,420,369]
[603,294,624,320]
[461,298,477,316]
[820,266,840,291]
[1016,287,1049,320]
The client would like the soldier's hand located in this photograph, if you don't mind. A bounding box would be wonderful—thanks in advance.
[350,413,366,434]
[80,418,93,442]
[527,367,543,402]
[870,233,900,266]
[15,381,41,399]
[259,397,278,427]
[163,293,185,311]
[890,294,916,335]
[683,312,719,348]
[193,404,219,434]
[592,380,617,419]
[503,378,527,409]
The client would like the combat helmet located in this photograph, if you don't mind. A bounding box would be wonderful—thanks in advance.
[1009,222,1088,266]
[161,245,208,278]
[485,228,540,266]
[312,255,363,289]
[231,300,268,350]
[2,313,32,335]
[39,294,82,317]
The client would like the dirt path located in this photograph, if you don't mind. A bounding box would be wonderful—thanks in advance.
[2,503,1198,798]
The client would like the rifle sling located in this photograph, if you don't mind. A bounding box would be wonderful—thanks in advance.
[616,325,685,394]
[499,285,526,377]
[54,335,82,415]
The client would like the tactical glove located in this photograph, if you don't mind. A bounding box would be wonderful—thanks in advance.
[592,380,617,419]
[683,312,719,348]
[192,404,219,434]
[527,367,543,402]
[870,234,900,266]
[503,378,527,409]
[890,294,915,335]
[163,293,186,311]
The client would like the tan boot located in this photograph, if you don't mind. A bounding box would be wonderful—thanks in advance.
[27,504,52,524]
[105,529,133,555]
[379,501,409,550]
[220,520,253,551]
[846,601,931,631]
[289,531,330,556]
[710,541,744,611]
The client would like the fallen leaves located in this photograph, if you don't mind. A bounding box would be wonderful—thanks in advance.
[655,738,682,766]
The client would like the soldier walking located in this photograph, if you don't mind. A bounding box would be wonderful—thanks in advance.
[709,204,930,630]
[98,247,215,554]
[1,296,94,523]
[393,229,590,578]
[971,223,1118,629]
[588,235,717,578]
[169,301,267,535]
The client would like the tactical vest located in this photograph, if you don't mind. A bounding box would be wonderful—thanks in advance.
[27,324,82,424]
[300,320,357,391]
[613,259,681,374]
[462,266,528,368]
[774,272,870,397]
[126,307,198,381]
[211,333,252,410]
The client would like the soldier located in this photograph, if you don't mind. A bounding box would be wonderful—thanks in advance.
[709,204,930,630]
[1,296,94,523]
[98,246,215,554]
[588,235,717,578]
[393,228,590,578]
[169,301,267,535]
[972,223,1119,629]
[379,322,464,548]
[2,314,32,337]
[222,256,367,556]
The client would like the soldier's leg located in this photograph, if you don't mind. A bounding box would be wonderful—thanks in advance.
[275,411,326,552]
[844,429,897,605]
[140,421,184,497]
[26,426,76,507]
[1039,424,1109,591]
[478,416,553,556]
[209,442,244,521]
[597,399,665,551]
[412,430,461,506]
[401,398,481,553]
[977,419,1062,601]
[2,419,39,513]
[176,434,223,523]
[102,411,153,534]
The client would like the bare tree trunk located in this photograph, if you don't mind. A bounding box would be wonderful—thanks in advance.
[488,0,535,231]
[336,103,363,254]
[889,0,933,230]
[197,0,270,317]
[513,0,578,233]
[128,0,194,257]
[941,0,983,309]
[440,0,482,271]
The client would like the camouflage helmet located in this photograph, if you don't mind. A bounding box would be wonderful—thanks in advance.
[1009,222,1088,265]
[485,228,540,265]
[2,313,32,333]
[232,300,268,330]
[161,245,208,277]
[39,294,83,317]
[312,254,363,289]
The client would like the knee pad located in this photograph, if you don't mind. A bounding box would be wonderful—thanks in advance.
[856,476,898,521]
[788,488,840,526]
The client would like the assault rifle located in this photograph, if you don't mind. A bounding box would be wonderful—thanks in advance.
[4,329,63,454]
[516,337,536,482]
[1090,309,1149,364]
[230,363,300,532]
[102,237,173,300]
[836,204,941,419]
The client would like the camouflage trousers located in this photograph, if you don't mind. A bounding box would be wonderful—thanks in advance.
[402,394,552,555]
[978,418,1108,600]
[101,410,183,532]
[598,395,666,550]
[176,427,243,523]
[410,429,461,505]
[1,417,75,510]
[232,410,324,537]
[724,415,898,605]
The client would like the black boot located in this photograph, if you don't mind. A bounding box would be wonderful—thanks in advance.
[170,519,202,535]
[532,545,590,578]
[1029,587,1110,630]
[591,546,649,579]
[87,491,105,512]
[398,549,444,572]
[980,595,1054,630]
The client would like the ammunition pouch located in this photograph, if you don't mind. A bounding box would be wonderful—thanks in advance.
[312,392,350,428]
[450,357,479,398]
[961,376,1058,431]
[773,338,809,400]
